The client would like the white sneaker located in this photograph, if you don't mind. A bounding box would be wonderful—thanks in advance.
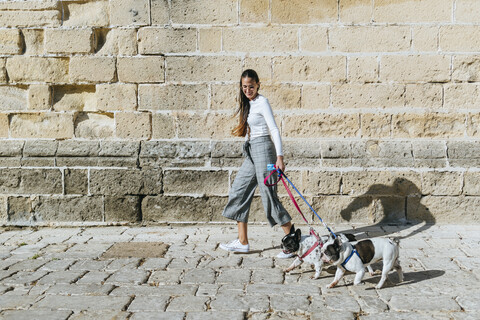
[276,251,295,259]
[219,239,249,253]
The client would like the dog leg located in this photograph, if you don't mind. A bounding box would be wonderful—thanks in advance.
[394,258,403,283]
[327,267,345,289]
[284,257,302,273]
[376,260,394,289]
[312,261,323,279]
[353,268,365,286]
[367,265,374,276]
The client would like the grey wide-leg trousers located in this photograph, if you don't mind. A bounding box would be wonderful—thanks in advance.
[222,136,292,227]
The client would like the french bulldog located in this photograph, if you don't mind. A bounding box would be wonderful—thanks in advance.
[321,235,403,289]
[281,225,356,280]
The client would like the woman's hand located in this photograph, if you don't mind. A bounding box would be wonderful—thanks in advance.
[276,156,285,173]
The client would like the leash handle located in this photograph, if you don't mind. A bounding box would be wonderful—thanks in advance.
[263,165,282,187]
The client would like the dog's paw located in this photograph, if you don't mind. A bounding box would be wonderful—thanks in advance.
[283,268,291,273]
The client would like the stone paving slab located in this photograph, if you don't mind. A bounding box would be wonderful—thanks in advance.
[0,223,478,319]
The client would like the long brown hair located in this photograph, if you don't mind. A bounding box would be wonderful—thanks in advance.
[231,69,260,137]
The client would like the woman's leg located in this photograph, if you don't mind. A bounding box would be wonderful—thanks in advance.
[281,221,292,235]
[238,221,248,245]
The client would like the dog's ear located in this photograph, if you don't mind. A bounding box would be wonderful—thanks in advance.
[344,233,356,242]
[289,224,296,235]
[295,228,301,242]
[334,236,342,247]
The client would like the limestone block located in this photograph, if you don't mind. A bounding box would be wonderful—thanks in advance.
[95,28,137,56]
[140,140,210,167]
[96,83,137,111]
[392,113,465,138]
[412,141,447,168]
[45,28,94,54]
[244,57,272,82]
[63,0,109,27]
[21,29,44,55]
[224,27,298,52]
[440,26,480,52]
[0,0,58,10]
[421,172,462,196]
[412,26,438,52]
[340,0,372,24]
[0,86,28,111]
[380,55,450,83]
[464,172,480,195]
[405,84,442,109]
[0,168,62,194]
[6,57,69,83]
[138,84,208,111]
[0,196,6,222]
[89,168,162,196]
[310,196,371,224]
[0,10,61,27]
[6,196,32,222]
[0,113,8,137]
[456,0,480,23]
[117,56,165,83]
[283,140,321,160]
[166,56,242,82]
[351,140,414,168]
[283,114,359,138]
[211,84,238,110]
[374,0,452,23]
[260,84,301,110]
[0,141,23,157]
[273,56,346,82]
[65,169,88,195]
[199,28,222,53]
[110,0,150,26]
[348,57,378,83]
[330,26,410,52]
[170,0,237,24]
[332,84,405,109]
[53,85,96,112]
[69,56,116,83]
[444,84,480,109]
[142,196,227,222]
[28,85,51,111]
[0,59,6,84]
[361,113,391,138]
[23,140,57,157]
[0,29,23,54]
[176,112,236,139]
[74,113,115,139]
[452,55,480,82]
[116,112,151,139]
[303,171,342,195]
[211,141,243,159]
[447,141,480,167]
[57,140,100,156]
[10,113,74,139]
[32,196,103,222]
[240,0,268,23]
[342,171,422,197]
[163,170,229,196]
[151,0,169,25]
[467,113,480,138]
[271,0,337,23]
[407,196,480,223]
[105,196,141,222]
[99,141,140,157]
[321,140,351,160]
[138,27,197,54]
[151,113,176,139]
[301,85,330,109]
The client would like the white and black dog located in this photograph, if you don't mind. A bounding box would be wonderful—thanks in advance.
[281,225,356,279]
[321,235,403,289]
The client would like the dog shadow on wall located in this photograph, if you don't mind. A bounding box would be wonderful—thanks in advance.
[337,177,436,240]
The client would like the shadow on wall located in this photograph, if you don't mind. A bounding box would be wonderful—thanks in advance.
[339,178,435,239]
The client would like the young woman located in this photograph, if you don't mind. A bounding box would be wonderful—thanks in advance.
[219,69,294,258]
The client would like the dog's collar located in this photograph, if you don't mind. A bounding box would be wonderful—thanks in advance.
[299,240,322,262]
[341,245,362,268]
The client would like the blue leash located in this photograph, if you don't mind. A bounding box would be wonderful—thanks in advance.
[275,168,337,239]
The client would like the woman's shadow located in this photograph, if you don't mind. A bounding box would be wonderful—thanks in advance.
[337,177,435,239]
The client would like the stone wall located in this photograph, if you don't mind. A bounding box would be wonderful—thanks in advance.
[1,0,480,226]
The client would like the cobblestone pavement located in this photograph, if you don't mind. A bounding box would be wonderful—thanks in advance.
[0,223,478,319]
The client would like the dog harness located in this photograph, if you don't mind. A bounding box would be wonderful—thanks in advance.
[341,244,363,268]
[299,228,323,262]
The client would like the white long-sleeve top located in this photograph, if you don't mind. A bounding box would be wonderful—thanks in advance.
[247,94,283,156]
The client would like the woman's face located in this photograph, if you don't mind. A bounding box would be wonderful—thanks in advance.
[241,77,259,101]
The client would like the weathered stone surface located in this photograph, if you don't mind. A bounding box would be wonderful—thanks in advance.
[170,0,237,24]
[139,27,197,54]
[361,113,391,138]
[0,140,24,156]
[342,171,422,196]
[463,172,480,196]
[96,83,137,111]
[6,57,69,83]
[176,113,236,139]
[283,114,359,138]
[117,57,165,83]
[57,140,100,157]
[33,196,103,222]
[261,84,301,109]
[89,168,162,196]
[65,169,88,195]
[440,26,480,52]
[332,84,405,109]
[63,0,109,27]
[392,113,465,138]
[412,26,438,51]
[151,0,169,24]
[331,26,410,52]
[273,56,346,82]
[110,0,150,26]
[405,84,443,109]
[69,56,116,83]
[34,295,131,311]
[0,10,61,27]
[303,171,342,195]
[28,84,52,111]
[374,0,452,23]
[199,28,222,52]
[140,140,210,167]
[444,84,480,109]
[240,0,269,23]
[142,196,228,222]
[139,84,208,111]
[447,141,480,167]
[407,196,480,223]
[74,113,115,139]
[380,55,450,82]
[104,196,141,222]
[224,27,297,52]
[0,86,27,111]
[271,0,337,23]
[0,58,7,84]
[45,29,93,54]
[99,141,139,157]
[0,113,8,137]
[116,112,151,139]
[0,168,62,194]
[166,56,242,82]
[0,29,23,54]
[151,113,176,139]
[163,170,229,195]
[53,85,96,112]
[95,28,137,56]
[421,171,463,196]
